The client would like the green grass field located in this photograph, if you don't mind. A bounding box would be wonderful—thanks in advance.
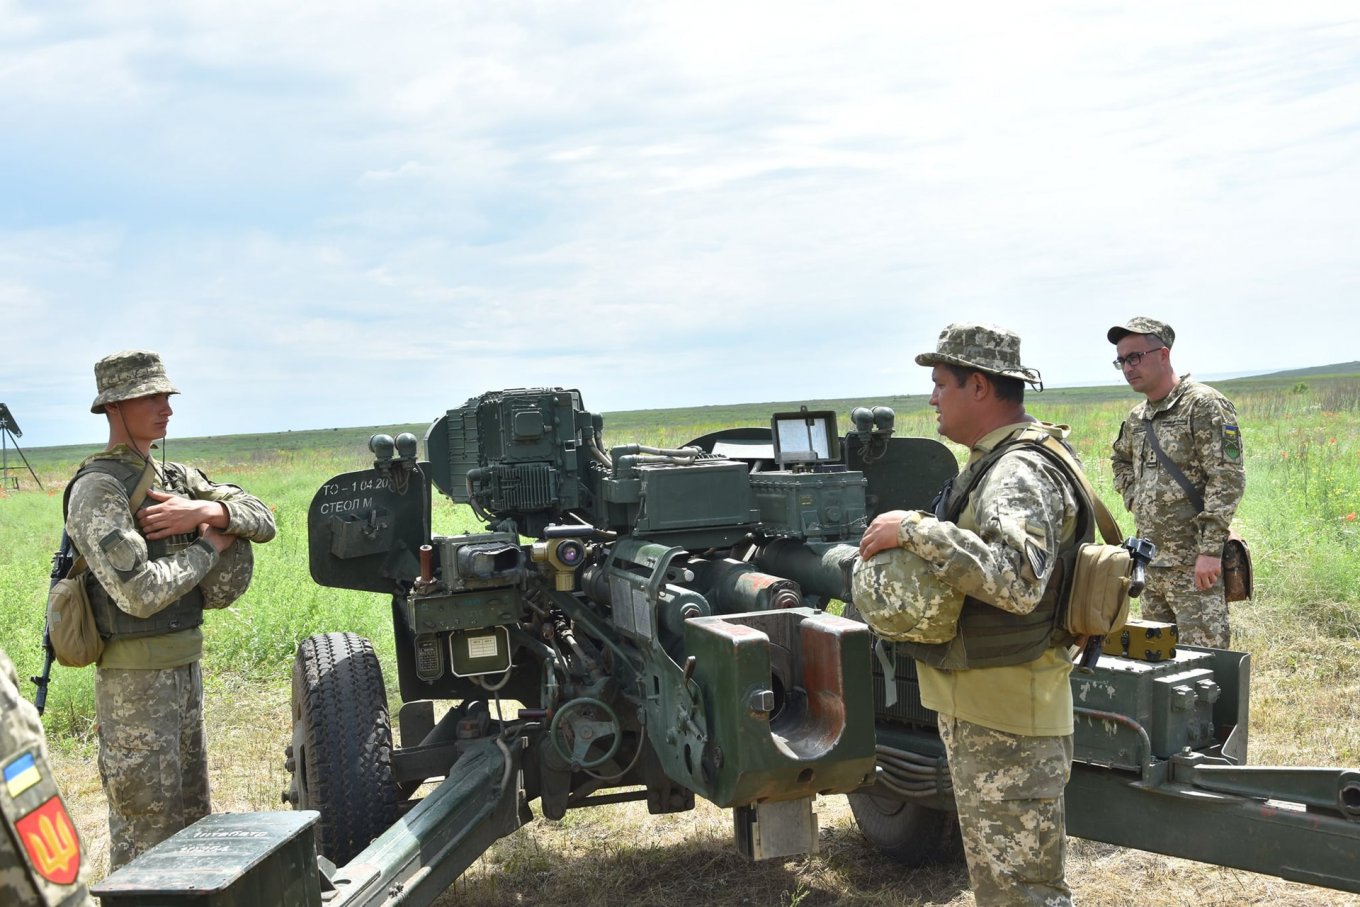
[2,371,1358,905]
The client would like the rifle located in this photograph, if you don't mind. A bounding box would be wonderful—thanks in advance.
[33,530,75,715]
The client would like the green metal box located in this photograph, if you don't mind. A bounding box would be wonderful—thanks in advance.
[1072,649,1220,769]
[748,470,867,541]
[603,460,759,546]
[92,811,321,907]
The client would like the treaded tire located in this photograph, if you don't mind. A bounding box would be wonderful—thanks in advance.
[848,787,963,867]
[289,632,399,865]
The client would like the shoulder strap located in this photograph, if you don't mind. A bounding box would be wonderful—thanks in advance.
[127,459,156,511]
[62,458,157,575]
[1141,419,1204,513]
[1031,435,1125,545]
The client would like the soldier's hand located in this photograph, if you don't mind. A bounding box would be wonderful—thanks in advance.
[1194,554,1222,591]
[140,489,229,539]
[860,510,910,560]
[200,524,237,554]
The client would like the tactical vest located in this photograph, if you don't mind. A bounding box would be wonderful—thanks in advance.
[63,458,205,641]
[896,427,1094,670]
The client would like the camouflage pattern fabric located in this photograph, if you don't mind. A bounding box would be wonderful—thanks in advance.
[938,715,1073,907]
[1,650,94,906]
[96,663,210,869]
[66,446,276,621]
[851,544,965,643]
[915,322,1043,386]
[1107,316,1175,346]
[1111,376,1244,643]
[1139,565,1229,648]
[89,349,180,414]
[897,431,1080,618]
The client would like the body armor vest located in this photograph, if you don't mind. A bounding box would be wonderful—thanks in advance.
[896,427,1093,670]
[63,457,205,641]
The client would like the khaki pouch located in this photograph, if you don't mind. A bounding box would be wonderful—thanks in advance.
[1065,543,1133,637]
[46,559,105,667]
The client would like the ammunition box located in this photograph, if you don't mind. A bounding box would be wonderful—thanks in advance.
[1122,619,1178,662]
[93,811,321,907]
[1102,631,1128,657]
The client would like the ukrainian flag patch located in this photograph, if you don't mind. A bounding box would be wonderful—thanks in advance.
[1223,424,1241,460]
[4,750,42,797]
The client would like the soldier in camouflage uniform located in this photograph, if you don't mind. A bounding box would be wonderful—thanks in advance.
[65,350,277,869]
[1109,318,1245,648]
[2,648,95,907]
[860,323,1083,907]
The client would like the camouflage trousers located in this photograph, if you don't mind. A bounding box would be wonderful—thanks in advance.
[1138,565,1229,649]
[938,715,1074,907]
[95,663,211,870]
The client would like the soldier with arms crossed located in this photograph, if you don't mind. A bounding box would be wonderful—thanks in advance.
[64,350,277,869]
[1108,318,1245,648]
[860,323,1085,907]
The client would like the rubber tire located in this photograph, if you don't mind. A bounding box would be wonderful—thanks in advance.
[290,632,399,866]
[848,787,964,867]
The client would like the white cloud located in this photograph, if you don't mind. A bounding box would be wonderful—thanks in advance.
[2,2,1358,445]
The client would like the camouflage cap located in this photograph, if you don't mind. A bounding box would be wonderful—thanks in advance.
[914,322,1043,387]
[1107,317,1175,347]
[851,547,964,645]
[90,350,180,414]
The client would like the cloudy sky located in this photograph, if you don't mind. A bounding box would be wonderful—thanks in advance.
[2,2,1358,447]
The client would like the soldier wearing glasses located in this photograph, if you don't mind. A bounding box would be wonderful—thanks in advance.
[1109,318,1245,648]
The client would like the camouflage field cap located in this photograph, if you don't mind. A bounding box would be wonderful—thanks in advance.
[914,322,1043,388]
[90,350,181,414]
[851,547,964,645]
[1107,317,1175,347]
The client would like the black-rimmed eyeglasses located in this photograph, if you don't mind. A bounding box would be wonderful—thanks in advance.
[1113,347,1164,370]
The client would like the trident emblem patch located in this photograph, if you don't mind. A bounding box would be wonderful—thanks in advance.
[15,795,81,885]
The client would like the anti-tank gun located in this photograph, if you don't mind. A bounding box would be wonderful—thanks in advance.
[271,387,961,903]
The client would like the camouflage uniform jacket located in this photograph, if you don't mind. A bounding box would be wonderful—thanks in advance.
[65,446,276,663]
[1,650,94,906]
[905,421,1082,737]
[1111,376,1245,566]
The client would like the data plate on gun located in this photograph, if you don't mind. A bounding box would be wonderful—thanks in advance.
[403,589,522,633]
[308,467,428,593]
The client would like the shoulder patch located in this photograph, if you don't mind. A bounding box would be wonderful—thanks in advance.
[15,795,82,885]
[1223,423,1242,460]
[99,528,146,578]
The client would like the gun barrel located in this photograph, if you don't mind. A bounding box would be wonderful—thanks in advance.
[752,539,858,602]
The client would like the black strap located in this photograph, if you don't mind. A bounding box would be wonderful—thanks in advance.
[1142,419,1204,513]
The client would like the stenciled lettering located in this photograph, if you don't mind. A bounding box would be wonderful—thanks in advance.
[318,496,375,516]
